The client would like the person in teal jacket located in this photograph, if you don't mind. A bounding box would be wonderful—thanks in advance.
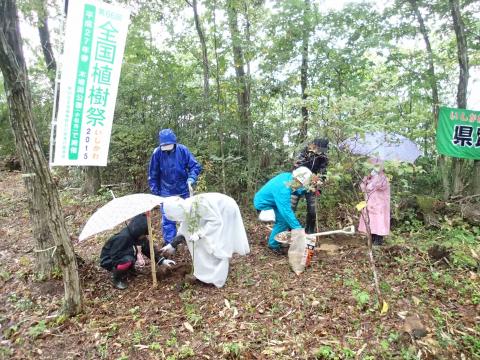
[254,167,313,252]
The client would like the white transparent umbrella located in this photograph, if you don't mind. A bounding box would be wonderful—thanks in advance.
[79,193,165,241]
[78,193,166,288]
[342,132,422,163]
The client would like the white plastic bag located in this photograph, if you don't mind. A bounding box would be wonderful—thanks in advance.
[258,209,275,222]
[288,228,306,275]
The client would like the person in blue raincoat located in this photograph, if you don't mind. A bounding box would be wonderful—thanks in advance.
[148,129,202,244]
[254,167,312,254]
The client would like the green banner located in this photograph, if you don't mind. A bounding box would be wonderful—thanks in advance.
[436,106,480,160]
[68,4,96,160]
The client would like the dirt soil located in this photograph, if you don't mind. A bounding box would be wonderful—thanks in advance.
[0,171,479,359]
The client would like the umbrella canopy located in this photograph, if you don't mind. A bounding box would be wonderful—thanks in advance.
[79,193,165,241]
[342,132,421,163]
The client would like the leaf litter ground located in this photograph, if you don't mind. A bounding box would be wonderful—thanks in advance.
[0,171,479,359]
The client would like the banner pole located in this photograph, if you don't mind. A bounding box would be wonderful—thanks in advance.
[48,0,68,168]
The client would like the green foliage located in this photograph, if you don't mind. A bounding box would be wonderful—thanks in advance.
[184,303,203,327]
[352,289,370,310]
[27,320,47,339]
[0,345,13,358]
[314,345,336,359]
[0,269,11,282]
[462,334,480,357]
[166,329,178,347]
[222,342,243,358]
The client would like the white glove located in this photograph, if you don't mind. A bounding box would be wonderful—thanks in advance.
[160,243,176,256]
[162,259,176,267]
[189,232,200,242]
[187,181,194,196]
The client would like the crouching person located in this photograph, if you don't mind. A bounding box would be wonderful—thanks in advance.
[161,193,250,288]
[253,166,312,254]
[100,214,175,289]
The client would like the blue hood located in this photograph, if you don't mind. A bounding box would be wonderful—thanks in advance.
[158,129,177,146]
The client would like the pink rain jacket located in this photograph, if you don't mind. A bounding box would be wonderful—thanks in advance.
[358,171,390,236]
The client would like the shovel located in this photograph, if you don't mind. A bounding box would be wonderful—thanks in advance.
[275,225,355,244]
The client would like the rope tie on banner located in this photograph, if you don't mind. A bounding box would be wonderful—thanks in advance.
[33,245,58,258]
[21,173,36,178]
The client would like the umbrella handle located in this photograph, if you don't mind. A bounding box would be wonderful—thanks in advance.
[146,210,158,288]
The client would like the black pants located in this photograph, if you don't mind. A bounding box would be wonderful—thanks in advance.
[372,234,384,245]
[291,192,316,234]
[100,236,154,272]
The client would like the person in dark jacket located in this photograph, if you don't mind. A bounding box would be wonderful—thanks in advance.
[291,138,329,234]
[100,214,175,289]
[148,129,202,245]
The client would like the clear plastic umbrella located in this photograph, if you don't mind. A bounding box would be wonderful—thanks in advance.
[79,193,165,241]
[342,132,422,163]
[79,193,166,288]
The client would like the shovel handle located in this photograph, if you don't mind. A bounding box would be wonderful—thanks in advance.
[307,225,355,238]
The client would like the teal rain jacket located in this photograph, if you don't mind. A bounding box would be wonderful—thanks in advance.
[253,172,305,249]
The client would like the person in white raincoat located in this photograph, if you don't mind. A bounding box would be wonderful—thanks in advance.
[162,193,250,288]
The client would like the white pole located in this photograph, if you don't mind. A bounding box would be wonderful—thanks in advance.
[48,0,67,167]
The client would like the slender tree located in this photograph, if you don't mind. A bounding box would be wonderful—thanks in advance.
[226,0,254,199]
[36,0,56,86]
[449,0,469,196]
[407,0,451,199]
[0,0,82,315]
[448,0,469,194]
[299,0,310,142]
[188,0,210,101]
[226,0,251,154]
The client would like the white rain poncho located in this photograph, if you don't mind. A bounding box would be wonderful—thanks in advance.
[163,193,250,287]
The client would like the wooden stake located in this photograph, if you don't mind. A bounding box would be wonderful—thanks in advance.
[146,210,157,288]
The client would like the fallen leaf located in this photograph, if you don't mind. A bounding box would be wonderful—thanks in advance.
[356,343,367,356]
[224,299,230,309]
[470,248,479,260]
[356,201,367,211]
[397,311,408,319]
[412,296,421,306]
[380,301,389,315]
[262,346,286,355]
[183,322,194,333]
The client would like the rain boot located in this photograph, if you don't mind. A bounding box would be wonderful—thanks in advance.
[372,234,384,246]
[112,269,128,290]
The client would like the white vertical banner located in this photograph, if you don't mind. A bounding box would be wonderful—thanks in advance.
[51,0,130,166]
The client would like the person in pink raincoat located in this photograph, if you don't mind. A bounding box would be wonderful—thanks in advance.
[358,159,390,245]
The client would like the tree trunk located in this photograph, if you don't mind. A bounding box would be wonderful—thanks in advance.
[408,0,450,199]
[8,0,59,278]
[190,0,209,101]
[243,1,252,98]
[473,160,480,195]
[82,166,101,195]
[36,0,56,87]
[449,0,469,195]
[0,0,82,316]
[299,0,310,142]
[212,0,223,109]
[226,0,251,154]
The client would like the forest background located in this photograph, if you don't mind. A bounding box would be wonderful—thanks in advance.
[1,0,479,203]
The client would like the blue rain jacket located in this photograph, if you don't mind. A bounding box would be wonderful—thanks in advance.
[148,130,202,197]
[254,172,304,230]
